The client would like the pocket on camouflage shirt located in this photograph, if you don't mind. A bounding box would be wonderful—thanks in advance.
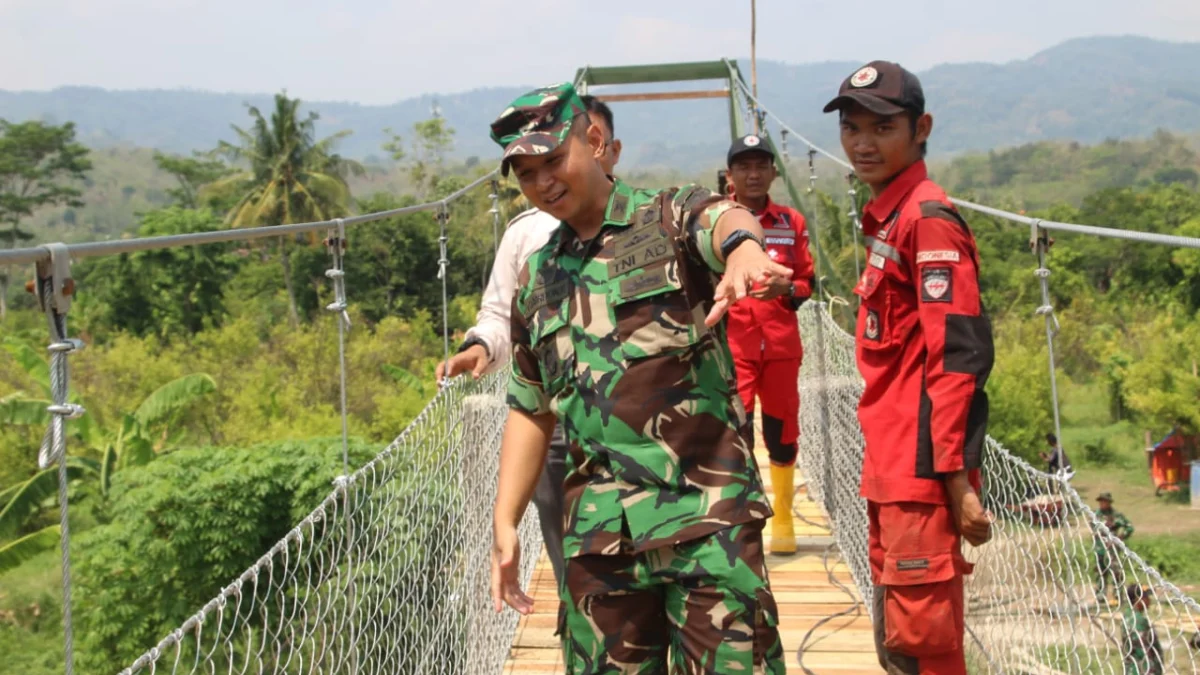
[611,261,699,359]
[528,300,573,397]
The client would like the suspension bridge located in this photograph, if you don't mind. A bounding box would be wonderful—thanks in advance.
[4,58,1200,675]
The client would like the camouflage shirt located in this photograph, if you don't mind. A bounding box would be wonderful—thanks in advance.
[1095,507,1134,543]
[1122,607,1163,675]
[507,178,773,559]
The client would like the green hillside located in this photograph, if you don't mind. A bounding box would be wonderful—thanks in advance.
[3,36,1199,171]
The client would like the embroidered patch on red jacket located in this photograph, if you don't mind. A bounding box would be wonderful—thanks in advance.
[921,267,952,303]
[864,308,881,341]
[916,250,960,264]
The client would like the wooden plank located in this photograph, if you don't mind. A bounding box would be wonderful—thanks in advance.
[596,89,729,103]
[504,413,881,673]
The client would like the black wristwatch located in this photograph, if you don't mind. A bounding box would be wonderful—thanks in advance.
[457,336,491,359]
[719,229,764,260]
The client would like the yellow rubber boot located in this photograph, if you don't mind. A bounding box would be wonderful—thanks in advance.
[768,464,797,555]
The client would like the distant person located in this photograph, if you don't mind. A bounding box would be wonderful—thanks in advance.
[722,133,815,556]
[1093,491,1134,606]
[1040,432,1073,477]
[824,60,995,675]
[717,168,730,196]
[434,94,621,590]
[1122,585,1164,674]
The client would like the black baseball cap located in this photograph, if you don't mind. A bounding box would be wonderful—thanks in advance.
[823,61,925,116]
[726,134,775,166]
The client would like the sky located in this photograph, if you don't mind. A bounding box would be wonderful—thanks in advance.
[1,0,1198,105]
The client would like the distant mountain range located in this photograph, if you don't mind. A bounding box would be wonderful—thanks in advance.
[2,36,1199,172]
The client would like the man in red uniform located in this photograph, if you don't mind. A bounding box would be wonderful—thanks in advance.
[823,61,994,674]
[723,134,815,556]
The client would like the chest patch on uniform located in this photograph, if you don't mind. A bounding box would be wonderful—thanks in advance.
[619,267,670,298]
[868,252,886,269]
[916,250,960,264]
[921,267,952,303]
[527,278,570,315]
[864,308,881,341]
[615,223,664,256]
[854,267,882,298]
[765,235,794,245]
[609,225,674,277]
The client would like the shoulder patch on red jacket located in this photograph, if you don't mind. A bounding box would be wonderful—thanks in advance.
[918,200,969,231]
[920,267,952,303]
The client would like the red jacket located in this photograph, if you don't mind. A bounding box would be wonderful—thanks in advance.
[726,197,815,362]
[852,161,994,505]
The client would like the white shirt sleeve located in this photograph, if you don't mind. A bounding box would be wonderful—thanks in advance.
[462,208,560,375]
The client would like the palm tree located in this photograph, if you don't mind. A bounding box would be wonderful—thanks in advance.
[207,92,364,327]
[496,177,530,217]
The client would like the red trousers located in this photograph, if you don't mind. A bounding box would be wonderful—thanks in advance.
[867,501,973,675]
[734,356,799,465]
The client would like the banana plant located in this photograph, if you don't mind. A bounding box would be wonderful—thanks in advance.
[0,526,63,574]
[0,337,100,447]
[96,372,217,494]
[0,459,96,574]
[1,337,218,568]
[382,364,426,396]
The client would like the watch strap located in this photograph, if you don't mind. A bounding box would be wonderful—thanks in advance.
[719,229,764,260]
[457,336,491,359]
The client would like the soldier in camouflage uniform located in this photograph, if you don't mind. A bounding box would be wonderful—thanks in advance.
[1094,492,1134,606]
[487,82,792,674]
[1122,585,1164,675]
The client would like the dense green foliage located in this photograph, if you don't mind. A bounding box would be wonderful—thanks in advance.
[74,438,377,672]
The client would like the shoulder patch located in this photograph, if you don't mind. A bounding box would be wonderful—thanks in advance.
[677,184,714,215]
[918,200,969,231]
[920,266,953,303]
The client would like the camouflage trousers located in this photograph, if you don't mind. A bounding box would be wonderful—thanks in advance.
[1094,547,1126,601]
[557,520,785,674]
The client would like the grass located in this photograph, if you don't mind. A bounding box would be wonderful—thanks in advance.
[1050,377,1200,593]
[0,549,65,675]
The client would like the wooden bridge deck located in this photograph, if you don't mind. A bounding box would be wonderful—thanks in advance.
[502,443,882,674]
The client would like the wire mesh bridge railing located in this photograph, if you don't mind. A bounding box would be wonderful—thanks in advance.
[796,302,1200,675]
[114,372,537,675]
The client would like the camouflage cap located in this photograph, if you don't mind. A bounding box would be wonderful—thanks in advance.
[1097,491,1113,502]
[489,82,588,177]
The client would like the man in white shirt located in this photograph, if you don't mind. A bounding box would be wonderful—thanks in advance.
[435,95,621,587]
